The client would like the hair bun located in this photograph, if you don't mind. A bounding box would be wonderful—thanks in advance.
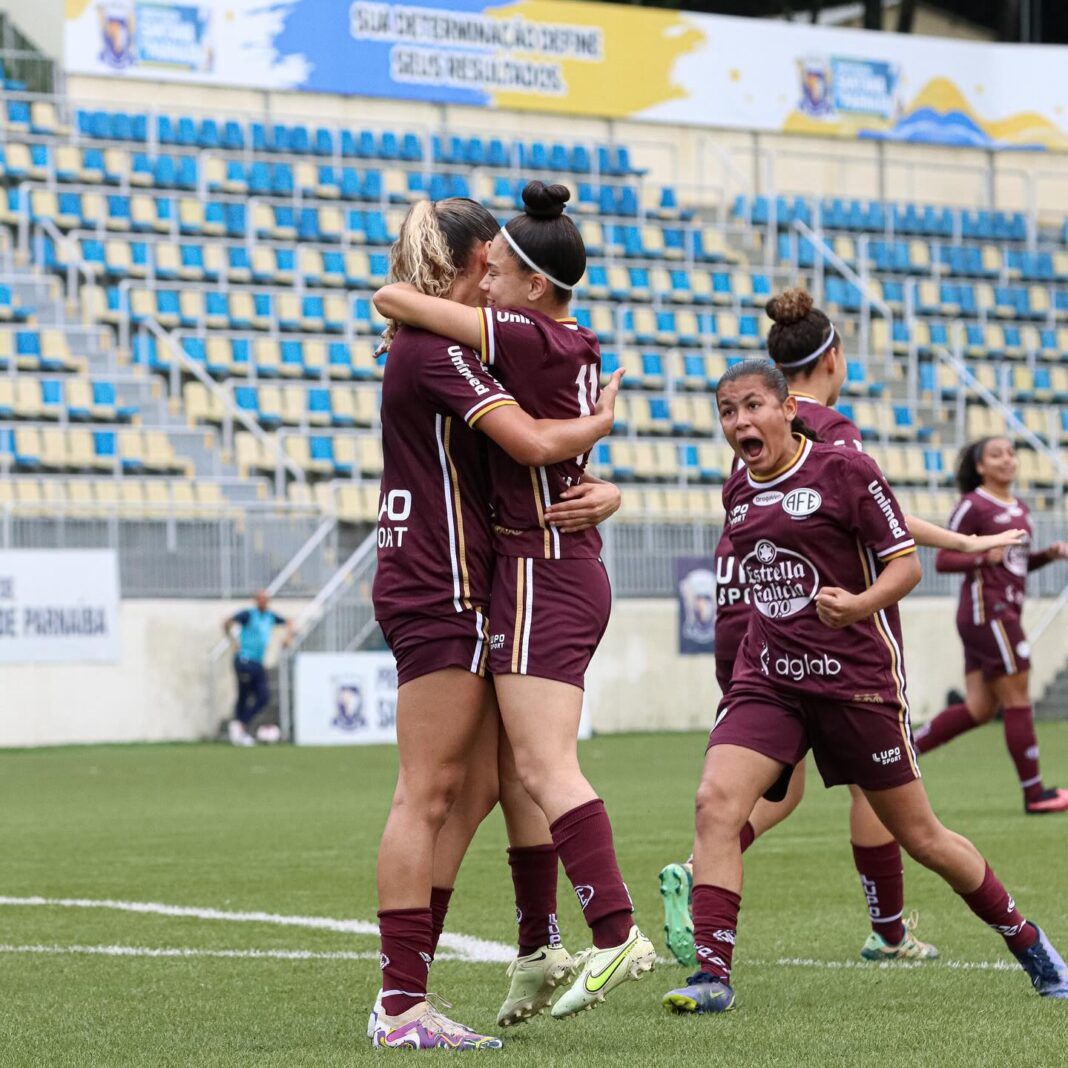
[522,180,570,220]
[766,288,813,326]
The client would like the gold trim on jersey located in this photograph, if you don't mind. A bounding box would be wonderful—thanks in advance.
[468,398,517,427]
[881,546,918,563]
[478,307,489,366]
[442,416,473,611]
[511,558,527,673]
[529,466,551,559]
[748,434,808,483]
[857,540,920,779]
[788,390,818,401]
[993,619,1018,675]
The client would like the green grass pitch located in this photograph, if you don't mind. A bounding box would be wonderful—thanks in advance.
[3,725,1068,1066]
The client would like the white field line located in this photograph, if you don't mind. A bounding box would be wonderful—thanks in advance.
[0,898,1018,973]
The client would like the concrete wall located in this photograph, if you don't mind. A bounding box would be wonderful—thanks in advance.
[1,0,63,60]
[585,597,1068,735]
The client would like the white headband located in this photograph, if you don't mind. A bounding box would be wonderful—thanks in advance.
[776,324,837,369]
[500,224,578,292]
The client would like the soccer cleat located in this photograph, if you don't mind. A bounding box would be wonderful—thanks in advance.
[228,720,255,746]
[659,863,696,968]
[1013,925,1068,999]
[549,925,656,1019]
[497,944,575,1027]
[662,970,736,1015]
[371,996,504,1050]
[860,913,939,961]
[1025,787,1068,815]
[366,989,383,1039]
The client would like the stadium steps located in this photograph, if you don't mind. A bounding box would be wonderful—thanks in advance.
[1036,656,1068,721]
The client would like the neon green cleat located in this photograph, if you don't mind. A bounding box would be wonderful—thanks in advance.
[659,862,696,969]
[860,914,939,962]
[549,926,656,1019]
[496,944,575,1027]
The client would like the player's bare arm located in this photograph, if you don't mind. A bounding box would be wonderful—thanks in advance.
[544,473,622,532]
[905,513,1026,554]
[373,283,483,349]
[816,553,922,629]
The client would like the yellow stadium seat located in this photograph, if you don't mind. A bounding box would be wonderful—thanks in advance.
[253,339,281,377]
[13,378,41,419]
[355,388,378,427]
[178,290,202,328]
[281,388,305,426]
[358,435,383,477]
[38,428,66,469]
[331,386,356,425]
[234,432,263,477]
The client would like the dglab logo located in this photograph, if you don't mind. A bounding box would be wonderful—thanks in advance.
[773,651,842,682]
[741,540,821,619]
[782,487,822,519]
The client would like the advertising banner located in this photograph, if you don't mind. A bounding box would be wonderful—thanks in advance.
[65,0,1068,151]
[0,550,120,663]
[676,556,715,656]
[293,650,399,746]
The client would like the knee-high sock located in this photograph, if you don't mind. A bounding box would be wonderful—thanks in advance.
[428,886,453,959]
[851,841,906,945]
[378,908,433,1017]
[507,844,560,956]
[960,863,1037,954]
[550,799,633,949]
[1003,705,1044,802]
[914,703,977,754]
[693,884,741,983]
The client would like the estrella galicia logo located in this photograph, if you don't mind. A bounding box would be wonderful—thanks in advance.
[332,683,367,731]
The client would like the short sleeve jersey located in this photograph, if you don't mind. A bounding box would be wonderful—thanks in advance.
[233,608,285,663]
[476,306,602,560]
[714,399,864,663]
[723,437,917,702]
[947,489,1033,625]
[372,325,518,621]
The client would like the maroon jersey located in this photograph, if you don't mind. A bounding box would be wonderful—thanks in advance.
[477,306,602,560]
[724,437,917,702]
[946,489,1034,626]
[372,325,517,621]
[714,398,863,661]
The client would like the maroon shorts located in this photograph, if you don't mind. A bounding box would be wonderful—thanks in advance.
[958,615,1030,681]
[379,609,490,687]
[707,678,920,801]
[489,556,611,689]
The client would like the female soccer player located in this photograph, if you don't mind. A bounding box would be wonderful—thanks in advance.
[915,436,1068,812]
[376,181,658,1021]
[371,196,624,1049]
[661,359,1068,1014]
[660,290,1023,967]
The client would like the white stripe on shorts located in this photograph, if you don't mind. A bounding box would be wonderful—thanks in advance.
[470,608,485,673]
[520,558,534,674]
[990,621,1015,676]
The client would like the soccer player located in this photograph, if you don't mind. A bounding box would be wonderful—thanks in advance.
[661,290,1024,966]
[661,359,1068,1014]
[375,181,658,1021]
[915,436,1068,812]
[370,196,623,1050]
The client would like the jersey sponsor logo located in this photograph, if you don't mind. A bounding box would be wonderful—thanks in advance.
[771,650,842,682]
[575,884,595,910]
[781,487,822,519]
[495,309,533,326]
[871,747,902,766]
[866,480,908,540]
[741,540,821,619]
[728,503,749,527]
[377,489,412,549]
[447,344,490,396]
[752,490,784,507]
[1004,545,1030,578]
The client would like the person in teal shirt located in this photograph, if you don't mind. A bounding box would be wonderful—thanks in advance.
[224,590,293,745]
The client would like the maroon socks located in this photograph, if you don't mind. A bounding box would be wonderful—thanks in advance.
[428,886,453,959]
[693,884,741,983]
[852,841,906,946]
[507,844,561,956]
[914,703,977,754]
[1003,705,1044,802]
[378,908,433,1017]
[961,864,1037,954]
[550,799,633,949]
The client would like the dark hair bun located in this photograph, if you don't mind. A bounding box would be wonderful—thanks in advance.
[522,181,570,220]
[766,288,813,326]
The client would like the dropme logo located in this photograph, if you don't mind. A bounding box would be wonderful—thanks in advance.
[773,651,842,682]
[575,885,595,910]
[753,491,783,507]
[867,480,908,540]
[872,747,902,766]
[741,540,821,620]
[782,487,822,519]
[447,345,489,396]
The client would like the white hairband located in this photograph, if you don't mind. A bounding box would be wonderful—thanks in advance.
[500,224,578,292]
[776,324,837,369]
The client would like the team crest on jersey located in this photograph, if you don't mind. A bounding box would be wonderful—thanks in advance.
[1004,545,1030,578]
[742,540,821,620]
[782,487,822,519]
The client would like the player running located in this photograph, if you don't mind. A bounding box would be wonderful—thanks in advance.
[371,196,623,1050]
[661,359,1068,1015]
[375,181,658,1022]
[661,290,1024,968]
[915,436,1068,812]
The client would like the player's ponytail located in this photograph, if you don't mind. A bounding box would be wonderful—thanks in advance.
[956,437,993,494]
[384,198,499,344]
[716,358,821,442]
[766,287,840,376]
[500,180,586,301]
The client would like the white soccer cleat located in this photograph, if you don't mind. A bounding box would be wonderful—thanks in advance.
[549,925,656,1019]
[367,988,383,1038]
[497,944,575,1027]
[228,720,255,746]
